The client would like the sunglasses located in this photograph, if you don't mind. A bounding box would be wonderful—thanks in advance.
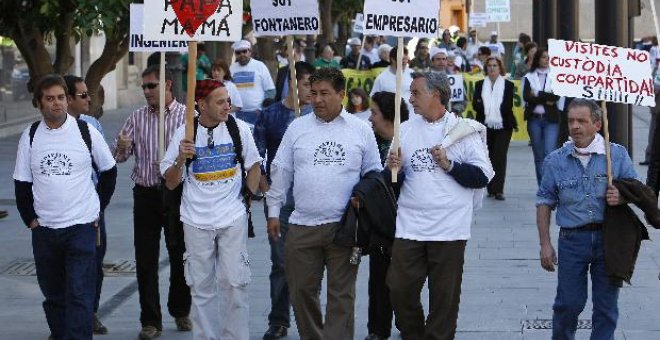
[234,49,249,55]
[141,83,159,90]
[207,128,214,149]
[74,92,90,99]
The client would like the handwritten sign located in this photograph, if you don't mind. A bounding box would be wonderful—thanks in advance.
[486,0,510,22]
[363,0,439,38]
[469,13,490,28]
[353,13,365,34]
[549,39,656,107]
[448,74,465,102]
[130,4,187,52]
[143,0,243,41]
[251,0,320,36]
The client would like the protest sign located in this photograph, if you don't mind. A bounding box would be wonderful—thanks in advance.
[353,13,365,34]
[363,0,440,38]
[143,0,243,41]
[486,0,510,22]
[251,0,320,36]
[130,4,188,52]
[469,13,490,28]
[448,74,465,102]
[548,39,655,107]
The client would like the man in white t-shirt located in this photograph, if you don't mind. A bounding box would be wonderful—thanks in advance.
[371,45,414,115]
[487,31,506,58]
[161,79,262,340]
[385,72,493,340]
[267,67,382,340]
[229,40,276,128]
[14,74,117,340]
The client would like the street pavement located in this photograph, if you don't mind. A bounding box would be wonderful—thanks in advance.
[0,103,659,340]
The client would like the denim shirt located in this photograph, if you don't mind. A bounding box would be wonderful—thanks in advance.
[536,142,637,228]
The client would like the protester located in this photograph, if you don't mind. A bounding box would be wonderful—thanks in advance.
[211,58,243,113]
[446,51,461,74]
[470,46,492,75]
[429,48,448,73]
[253,61,316,340]
[487,31,505,58]
[645,67,660,192]
[361,36,380,66]
[14,74,117,340]
[63,74,108,334]
[312,45,340,69]
[466,28,483,67]
[536,99,637,340]
[524,48,562,185]
[181,43,212,91]
[230,40,276,128]
[341,38,372,70]
[161,79,261,340]
[347,87,372,122]
[473,57,517,201]
[509,33,532,77]
[513,42,537,80]
[364,91,409,340]
[266,67,382,340]
[113,65,191,339]
[437,29,457,51]
[372,44,393,69]
[370,46,414,115]
[386,72,493,340]
[454,37,471,72]
[409,38,431,72]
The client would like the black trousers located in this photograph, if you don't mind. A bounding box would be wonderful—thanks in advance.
[486,128,513,195]
[133,185,190,329]
[367,247,394,338]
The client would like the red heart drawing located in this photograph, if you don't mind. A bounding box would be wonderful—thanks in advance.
[170,0,221,38]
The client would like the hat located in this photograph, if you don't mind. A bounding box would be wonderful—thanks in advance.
[231,40,251,51]
[449,25,460,34]
[431,47,448,58]
[490,31,498,36]
[348,37,361,46]
[195,79,224,102]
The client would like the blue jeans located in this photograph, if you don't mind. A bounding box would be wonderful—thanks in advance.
[264,200,293,328]
[528,116,559,185]
[94,215,106,313]
[553,229,619,340]
[32,223,97,340]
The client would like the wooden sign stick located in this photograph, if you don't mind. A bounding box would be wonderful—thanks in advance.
[158,53,166,160]
[391,36,404,183]
[185,41,198,143]
[601,101,612,185]
[356,37,366,70]
[286,36,301,117]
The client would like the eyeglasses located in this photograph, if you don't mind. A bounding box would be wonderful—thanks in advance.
[207,128,214,149]
[234,49,249,55]
[74,92,90,99]
[487,64,499,68]
[141,83,158,90]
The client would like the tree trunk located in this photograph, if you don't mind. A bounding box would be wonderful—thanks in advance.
[53,2,75,75]
[256,37,278,79]
[319,0,334,44]
[11,21,54,96]
[85,32,130,118]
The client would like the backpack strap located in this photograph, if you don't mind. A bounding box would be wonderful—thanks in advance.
[28,121,40,147]
[76,119,98,175]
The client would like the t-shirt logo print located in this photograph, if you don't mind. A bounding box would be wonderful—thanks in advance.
[411,148,439,172]
[314,141,346,166]
[40,153,73,176]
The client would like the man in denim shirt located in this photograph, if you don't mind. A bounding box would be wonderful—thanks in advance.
[536,99,637,340]
[253,61,315,339]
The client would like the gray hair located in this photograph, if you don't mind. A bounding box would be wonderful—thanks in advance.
[411,71,451,107]
[567,98,603,123]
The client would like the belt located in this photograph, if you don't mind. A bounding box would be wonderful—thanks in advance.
[569,223,603,231]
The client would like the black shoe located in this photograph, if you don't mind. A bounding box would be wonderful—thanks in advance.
[263,325,288,339]
[495,193,506,201]
[639,161,650,166]
[93,313,108,334]
[0,210,7,219]
[364,334,386,340]
[487,193,495,198]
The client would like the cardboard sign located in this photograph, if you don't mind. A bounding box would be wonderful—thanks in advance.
[353,13,365,34]
[251,0,320,36]
[548,39,656,107]
[448,74,465,102]
[486,0,510,22]
[143,0,243,41]
[130,4,188,52]
[469,13,490,28]
[363,0,439,38]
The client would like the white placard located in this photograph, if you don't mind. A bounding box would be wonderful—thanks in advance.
[251,0,320,36]
[143,0,243,42]
[130,4,188,52]
[469,13,490,28]
[548,39,656,107]
[353,13,364,34]
[363,0,440,38]
[448,74,465,102]
[486,0,510,22]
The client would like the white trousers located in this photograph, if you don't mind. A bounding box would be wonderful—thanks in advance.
[183,214,250,340]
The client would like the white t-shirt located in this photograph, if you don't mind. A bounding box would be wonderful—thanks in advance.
[13,116,116,228]
[161,119,262,230]
[225,80,243,110]
[395,113,491,241]
[267,111,382,226]
[361,48,380,66]
[230,59,275,111]
[353,109,372,124]
[370,67,414,114]
[487,42,506,57]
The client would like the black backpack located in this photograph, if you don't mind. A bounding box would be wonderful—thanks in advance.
[29,119,98,175]
[162,114,255,238]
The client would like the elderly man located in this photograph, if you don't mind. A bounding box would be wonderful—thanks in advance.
[536,99,637,340]
[341,37,372,70]
[312,45,340,69]
[386,72,493,340]
[372,44,393,69]
[267,67,382,339]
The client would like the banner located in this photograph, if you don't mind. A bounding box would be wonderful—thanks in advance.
[469,13,490,28]
[130,4,188,52]
[548,39,656,107]
[143,0,243,42]
[448,74,465,102]
[486,0,511,22]
[363,0,439,38]
[251,0,320,36]
[353,13,365,34]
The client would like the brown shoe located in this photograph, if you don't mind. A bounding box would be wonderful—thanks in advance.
[138,325,161,339]
[175,316,192,331]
